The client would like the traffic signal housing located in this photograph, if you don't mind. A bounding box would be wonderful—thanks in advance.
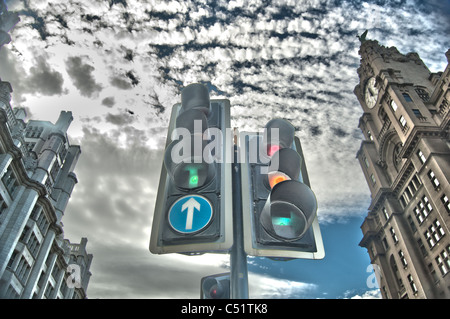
[150,83,233,255]
[240,119,325,259]
[200,273,230,299]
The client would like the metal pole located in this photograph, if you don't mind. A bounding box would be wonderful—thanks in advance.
[230,130,249,299]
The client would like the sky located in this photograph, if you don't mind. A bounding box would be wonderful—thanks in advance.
[0,0,449,299]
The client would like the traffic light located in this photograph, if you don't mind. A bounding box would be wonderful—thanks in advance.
[150,84,233,255]
[200,273,230,299]
[240,119,325,259]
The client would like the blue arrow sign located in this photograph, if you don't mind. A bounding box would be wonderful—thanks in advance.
[168,195,213,234]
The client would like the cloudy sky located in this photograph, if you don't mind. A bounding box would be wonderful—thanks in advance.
[1,0,449,299]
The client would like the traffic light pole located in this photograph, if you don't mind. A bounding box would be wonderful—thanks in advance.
[230,132,249,299]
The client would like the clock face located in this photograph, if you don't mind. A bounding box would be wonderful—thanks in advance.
[364,77,379,109]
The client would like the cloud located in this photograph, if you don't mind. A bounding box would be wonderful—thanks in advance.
[65,56,102,97]
[345,289,382,299]
[109,75,132,90]
[26,55,65,95]
[104,111,135,126]
[249,273,318,299]
[101,96,115,107]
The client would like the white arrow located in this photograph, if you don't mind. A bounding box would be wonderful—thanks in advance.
[182,197,201,230]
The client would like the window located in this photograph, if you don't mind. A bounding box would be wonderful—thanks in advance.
[407,215,417,233]
[411,174,421,190]
[428,170,440,188]
[407,274,418,293]
[424,230,435,248]
[417,238,427,257]
[399,250,408,267]
[424,219,445,248]
[400,194,408,208]
[382,237,389,250]
[414,207,424,224]
[399,115,407,127]
[363,156,369,168]
[412,196,432,224]
[390,227,399,244]
[45,283,54,298]
[36,210,49,233]
[415,88,430,102]
[27,233,41,257]
[16,256,31,283]
[6,285,20,299]
[25,126,43,138]
[1,165,18,197]
[428,263,439,282]
[30,205,41,221]
[382,207,389,221]
[25,142,36,153]
[441,194,450,213]
[390,100,398,112]
[402,93,413,102]
[19,226,30,243]
[405,186,413,199]
[50,162,60,181]
[412,109,422,117]
[0,193,7,219]
[370,174,376,185]
[435,245,450,276]
[7,250,18,269]
[423,196,433,212]
[367,130,373,141]
[417,150,426,164]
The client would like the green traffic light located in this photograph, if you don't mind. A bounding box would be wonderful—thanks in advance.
[187,166,199,188]
[190,174,199,186]
[273,216,292,226]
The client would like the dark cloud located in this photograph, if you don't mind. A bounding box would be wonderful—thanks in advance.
[65,56,102,97]
[310,125,322,137]
[105,112,134,126]
[109,75,132,90]
[125,70,139,86]
[0,49,64,98]
[26,55,64,95]
[123,48,133,62]
[101,96,115,108]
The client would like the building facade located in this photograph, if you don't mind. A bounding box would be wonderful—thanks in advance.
[0,78,92,299]
[354,38,450,299]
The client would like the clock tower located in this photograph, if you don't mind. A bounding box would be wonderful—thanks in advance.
[354,35,450,298]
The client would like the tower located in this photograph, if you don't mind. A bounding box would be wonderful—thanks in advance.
[354,36,450,299]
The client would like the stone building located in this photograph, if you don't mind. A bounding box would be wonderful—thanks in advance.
[0,78,92,298]
[354,37,450,298]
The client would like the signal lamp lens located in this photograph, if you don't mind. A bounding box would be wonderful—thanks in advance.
[273,216,293,226]
[267,144,281,157]
[270,202,306,240]
[268,171,290,189]
[186,166,199,188]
